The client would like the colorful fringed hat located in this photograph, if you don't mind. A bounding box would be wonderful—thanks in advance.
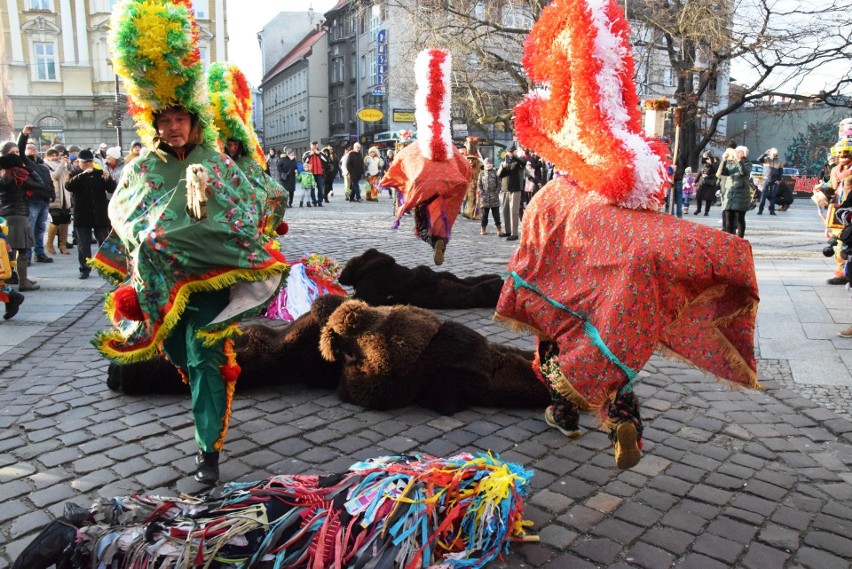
[108,0,217,149]
[207,62,267,169]
[513,0,669,210]
[414,48,453,162]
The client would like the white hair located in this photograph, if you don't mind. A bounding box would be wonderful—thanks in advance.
[736,146,749,157]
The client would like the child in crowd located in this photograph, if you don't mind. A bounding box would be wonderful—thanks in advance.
[0,216,24,319]
[683,166,695,209]
[298,162,317,207]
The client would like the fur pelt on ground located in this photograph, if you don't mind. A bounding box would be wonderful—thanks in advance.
[319,298,548,414]
[108,295,549,415]
[338,248,504,308]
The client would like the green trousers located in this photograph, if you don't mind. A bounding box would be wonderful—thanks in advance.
[162,289,230,453]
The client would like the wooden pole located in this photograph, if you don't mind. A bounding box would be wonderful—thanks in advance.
[669,107,683,215]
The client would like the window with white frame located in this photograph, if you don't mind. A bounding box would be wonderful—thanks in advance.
[28,0,51,10]
[193,0,209,19]
[198,46,209,72]
[369,3,382,42]
[369,49,377,86]
[37,116,64,147]
[33,42,57,80]
[664,67,676,87]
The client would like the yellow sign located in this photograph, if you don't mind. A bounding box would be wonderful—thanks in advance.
[357,108,384,122]
[393,109,415,123]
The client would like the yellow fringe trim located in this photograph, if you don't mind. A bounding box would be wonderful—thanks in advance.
[95,262,287,364]
[198,323,243,347]
[214,338,239,452]
[492,312,548,339]
[549,375,592,412]
[88,256,127,286]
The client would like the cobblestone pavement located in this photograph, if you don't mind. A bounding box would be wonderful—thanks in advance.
[1,196,851,568]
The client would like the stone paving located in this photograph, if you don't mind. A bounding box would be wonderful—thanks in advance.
[1,193,851,568]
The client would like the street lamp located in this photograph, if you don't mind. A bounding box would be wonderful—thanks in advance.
[106,59,124,148]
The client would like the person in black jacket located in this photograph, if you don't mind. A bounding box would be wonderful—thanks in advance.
[497,146,525,240]
[346,143,365,202]
[66,149,116,279]
[20,128,55,263]
[277,148,298,207]
[0,147,51,291]
[693,151,719,216]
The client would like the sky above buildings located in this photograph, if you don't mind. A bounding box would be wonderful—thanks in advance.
[228,0,338,86]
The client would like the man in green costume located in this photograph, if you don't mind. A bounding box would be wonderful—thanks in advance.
[93,0,289,485]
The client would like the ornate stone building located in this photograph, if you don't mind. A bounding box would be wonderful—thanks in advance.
[0,0,227,149]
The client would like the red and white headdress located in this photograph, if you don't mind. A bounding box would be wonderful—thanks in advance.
[414,49,453,162]
[514,0,669,210]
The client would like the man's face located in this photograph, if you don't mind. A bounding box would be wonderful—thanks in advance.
[156,109,193,149]
[25,144,37,157]
[131,146,141,156]
[311,143,318,152]
[81,160,94,170]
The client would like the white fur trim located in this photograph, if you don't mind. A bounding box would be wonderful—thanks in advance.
[550,0,666,209]
[414,49,453,161]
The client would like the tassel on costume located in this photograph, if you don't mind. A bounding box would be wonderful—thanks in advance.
[17,454,536,569]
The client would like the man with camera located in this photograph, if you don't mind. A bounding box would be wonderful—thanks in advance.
[757,148,783,216]
[65,149,115,279]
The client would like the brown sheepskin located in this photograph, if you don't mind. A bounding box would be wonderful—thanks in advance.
[338,248,505,308]
[107,295,549,415]
[320,298,549,414]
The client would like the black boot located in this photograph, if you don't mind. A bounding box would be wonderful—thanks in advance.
[4,290,24,320]
[6,271,18,285]
[194,450,219,485]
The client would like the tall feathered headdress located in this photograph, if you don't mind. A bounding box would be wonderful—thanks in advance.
[207,62,267,169]
[414,49,453,162]
[108,0,217,149]
[514,0,669,210]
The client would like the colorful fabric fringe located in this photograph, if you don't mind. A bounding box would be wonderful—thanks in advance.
[36,454,534,569]
[265,254,347,321]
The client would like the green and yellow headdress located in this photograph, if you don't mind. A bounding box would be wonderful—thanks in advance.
[207,62,267,169]
[108,0,217,148]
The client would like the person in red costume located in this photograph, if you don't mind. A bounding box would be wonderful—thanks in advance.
[495,0,760,469]
[381,49,471,266]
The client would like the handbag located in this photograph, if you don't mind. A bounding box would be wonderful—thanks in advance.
[826,204,844,230]
[811,190,829,209]
[49,207,72,225]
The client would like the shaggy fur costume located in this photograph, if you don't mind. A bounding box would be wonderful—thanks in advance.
[320,298,547,414]
[338,248,504,308]
[108,295,548,415]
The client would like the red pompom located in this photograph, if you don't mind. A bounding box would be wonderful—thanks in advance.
[275,221,289,235]
[113,285,145,322]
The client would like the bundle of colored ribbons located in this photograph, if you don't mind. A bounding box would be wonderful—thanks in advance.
[16,453,536,569]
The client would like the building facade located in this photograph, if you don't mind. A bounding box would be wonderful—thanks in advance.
[1,0,226,149]
[259,27,328,158]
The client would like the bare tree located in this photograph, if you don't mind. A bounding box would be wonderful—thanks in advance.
[386,0,852,169]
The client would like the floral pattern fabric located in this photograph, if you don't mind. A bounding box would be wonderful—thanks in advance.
[93,146,288,363]
[496,177,760,411]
